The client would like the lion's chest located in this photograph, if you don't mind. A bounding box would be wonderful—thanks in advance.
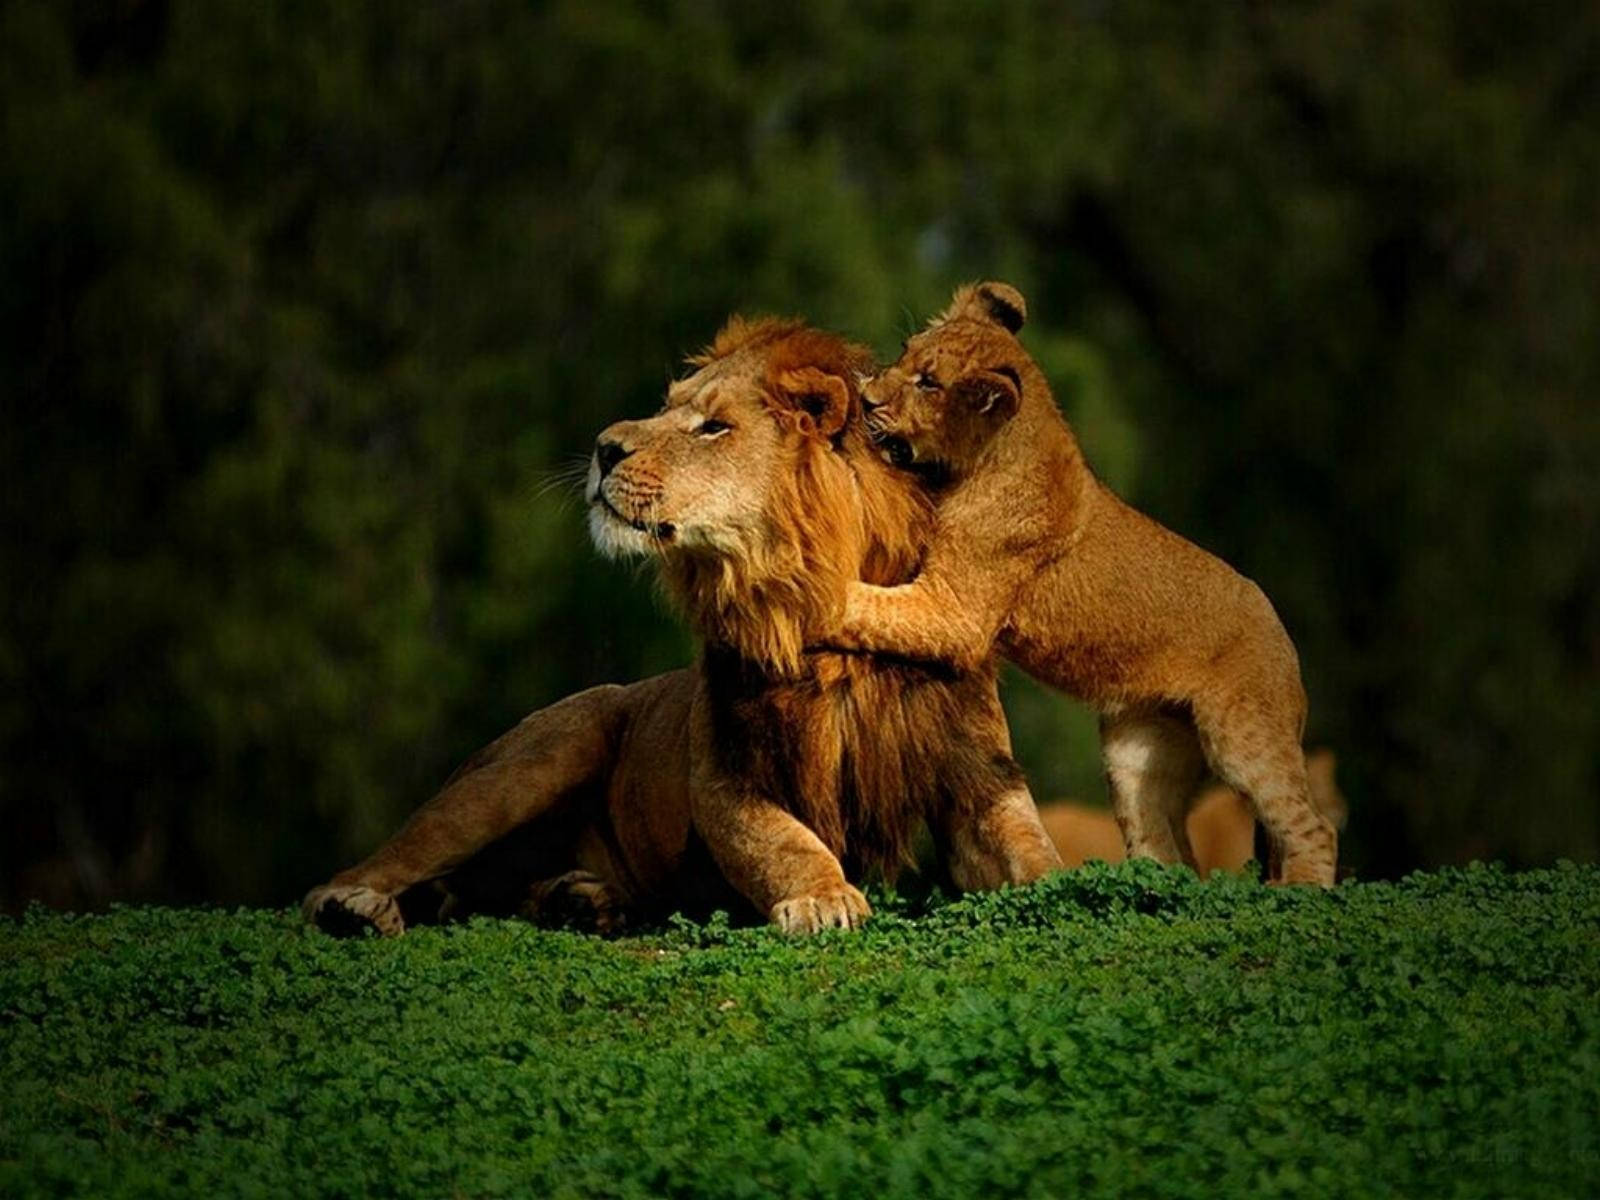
[708,650,977,871]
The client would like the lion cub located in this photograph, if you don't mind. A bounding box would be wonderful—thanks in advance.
[836,282,1338,885]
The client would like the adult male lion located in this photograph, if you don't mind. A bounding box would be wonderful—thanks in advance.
[303,318,1060,936]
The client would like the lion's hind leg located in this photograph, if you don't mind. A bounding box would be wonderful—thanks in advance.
[522,869,628,936]
[1100,709,1207,870]
[302,683,633,936]
[1192,691,1337,887]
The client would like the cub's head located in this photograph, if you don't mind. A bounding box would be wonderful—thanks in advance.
[862,281,1029,482]
[588,317,927,672]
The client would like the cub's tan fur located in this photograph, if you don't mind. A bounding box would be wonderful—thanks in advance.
[304,318,1061,938]
[1042,749,1346,875]
[835,282,1338,885]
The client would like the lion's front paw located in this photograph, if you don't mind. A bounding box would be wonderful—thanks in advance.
[522,870,627,935]
[303,884,406,938]
[770,885,871,935]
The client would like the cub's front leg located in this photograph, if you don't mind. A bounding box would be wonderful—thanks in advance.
[836,576,991,673]
[834,545,1023,674]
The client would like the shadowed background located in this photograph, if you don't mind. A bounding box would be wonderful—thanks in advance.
[3,0,1597,910]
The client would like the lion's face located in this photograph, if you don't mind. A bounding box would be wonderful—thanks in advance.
[587,319,857,563]
[587,371,785,561]
[584,317,927,674]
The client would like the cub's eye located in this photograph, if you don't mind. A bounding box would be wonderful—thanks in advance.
[697,419,733,437]
[914,372,941,391]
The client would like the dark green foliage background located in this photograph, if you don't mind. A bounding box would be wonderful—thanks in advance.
[3,1,1598,907]
[4,863,1599,1197]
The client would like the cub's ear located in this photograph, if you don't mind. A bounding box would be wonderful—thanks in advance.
[975,282,1026,332]
[939,281,1028,333]
[951,367,1021,423]
[775,367,851,438]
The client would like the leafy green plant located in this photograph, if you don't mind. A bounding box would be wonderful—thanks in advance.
[4,862,1598,1198]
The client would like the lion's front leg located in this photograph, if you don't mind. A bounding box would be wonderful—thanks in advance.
[690,756,868,936]
[934,758,1063,893]
[688,695,870,935]
[770,887,872,934]
[697,781,870,934]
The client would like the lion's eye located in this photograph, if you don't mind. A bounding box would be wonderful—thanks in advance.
[914,372,940,391]
[697,419,733,437]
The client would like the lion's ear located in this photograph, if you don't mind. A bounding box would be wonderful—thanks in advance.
[939,282,1027,333]
[951,367,1021,423]
[775,367,851,438]
[976,283,1027,332]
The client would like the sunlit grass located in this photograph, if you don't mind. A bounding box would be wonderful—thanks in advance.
[4,862,1598,1198]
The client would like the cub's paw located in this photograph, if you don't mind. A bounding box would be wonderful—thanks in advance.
[1268,866,1336,888]
[771,885,871,935]
[303,884,406,938]
[522,870,626,936]
[1271,848,1338,888]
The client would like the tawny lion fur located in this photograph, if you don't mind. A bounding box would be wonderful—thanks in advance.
[837,282,1339,885]
[303,318,1061,938]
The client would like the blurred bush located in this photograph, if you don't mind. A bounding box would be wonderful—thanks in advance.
[2,0,1596,907]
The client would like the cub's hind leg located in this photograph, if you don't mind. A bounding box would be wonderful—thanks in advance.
[1100,710,1207,869]
[1192,689,1336,886]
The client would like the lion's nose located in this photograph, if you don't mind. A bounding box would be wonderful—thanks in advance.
[860,391,881,412]
[594,438,633,478]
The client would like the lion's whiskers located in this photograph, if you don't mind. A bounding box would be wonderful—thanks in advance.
[529,457,593,504]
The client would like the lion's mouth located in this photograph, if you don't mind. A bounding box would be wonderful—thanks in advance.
[595,493,677,542]
[869,435,952,489]
[873,434,916,469]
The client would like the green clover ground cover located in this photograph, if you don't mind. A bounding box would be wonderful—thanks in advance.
[3,862,1599,1198]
